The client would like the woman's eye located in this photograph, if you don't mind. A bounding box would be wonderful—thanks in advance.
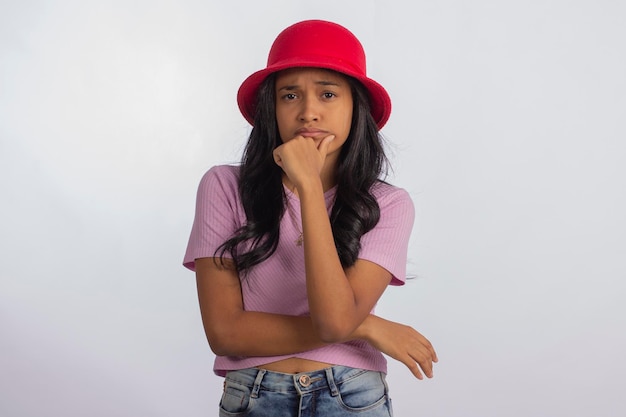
[323,92,336,99]
[284,93,297,100]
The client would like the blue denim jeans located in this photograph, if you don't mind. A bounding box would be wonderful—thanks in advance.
[219,366,393,417]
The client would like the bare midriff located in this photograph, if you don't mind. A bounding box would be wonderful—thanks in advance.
[257,357,334,374]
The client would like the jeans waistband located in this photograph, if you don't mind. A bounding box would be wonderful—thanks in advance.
[224,365,376,398]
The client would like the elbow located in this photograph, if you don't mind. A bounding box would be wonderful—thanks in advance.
[207,337,230,357]
[204,324,239,357]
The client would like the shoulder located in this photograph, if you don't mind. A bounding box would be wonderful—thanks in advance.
[197,165,240,193]
[194,165,242,207]
[358,181,414,286]
[200,164,240,185]
[370,181,414,214]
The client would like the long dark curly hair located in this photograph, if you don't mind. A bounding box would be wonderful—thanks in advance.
[215,71,389,273]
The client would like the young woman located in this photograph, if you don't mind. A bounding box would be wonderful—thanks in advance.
[184,19,437,416]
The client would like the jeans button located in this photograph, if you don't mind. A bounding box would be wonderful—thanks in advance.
[298,374,311,387]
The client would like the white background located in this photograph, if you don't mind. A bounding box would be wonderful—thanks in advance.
[1,1,625,416]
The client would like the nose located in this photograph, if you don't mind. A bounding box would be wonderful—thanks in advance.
[298,95,319,122]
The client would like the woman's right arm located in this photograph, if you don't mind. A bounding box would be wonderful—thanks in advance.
[195,257,327,357]
[354,315,438,379]
[195,257,437,378]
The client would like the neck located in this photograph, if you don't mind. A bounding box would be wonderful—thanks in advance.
[320,165,337,192]
[319,153,339,191]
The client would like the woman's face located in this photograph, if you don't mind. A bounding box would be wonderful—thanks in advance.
[274,68,353,159]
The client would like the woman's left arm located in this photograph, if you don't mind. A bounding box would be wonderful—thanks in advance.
[274,135,408,343]
[299,182,391,342]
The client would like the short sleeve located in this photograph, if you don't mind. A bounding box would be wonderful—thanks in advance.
[183,165,243,271]
[358,185,415,286]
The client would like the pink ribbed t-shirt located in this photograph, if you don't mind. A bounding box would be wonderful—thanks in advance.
[183,165,414,376]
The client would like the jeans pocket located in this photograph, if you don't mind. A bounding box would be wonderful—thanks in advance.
[219,380,252,415]
[336,370,388,412]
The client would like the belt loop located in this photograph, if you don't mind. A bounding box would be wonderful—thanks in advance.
[251,369,266,399]
[325,367,339,397]
[380,372,390,394]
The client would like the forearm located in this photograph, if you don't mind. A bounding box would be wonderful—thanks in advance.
[299,179,366,339]
[205,310,322,357]
[195,254,355,357]
[205,309,376,358]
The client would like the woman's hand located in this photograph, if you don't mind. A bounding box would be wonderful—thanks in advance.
[273,134,335,188]
[359,315,438,380]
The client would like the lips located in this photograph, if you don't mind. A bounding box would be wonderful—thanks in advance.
[295,128,329,138]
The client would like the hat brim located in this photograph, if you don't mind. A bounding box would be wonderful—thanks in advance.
[237,61,391,129]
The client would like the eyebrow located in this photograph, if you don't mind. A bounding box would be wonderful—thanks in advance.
[277,80,343,91]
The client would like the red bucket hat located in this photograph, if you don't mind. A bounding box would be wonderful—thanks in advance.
[237,20,392,129]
